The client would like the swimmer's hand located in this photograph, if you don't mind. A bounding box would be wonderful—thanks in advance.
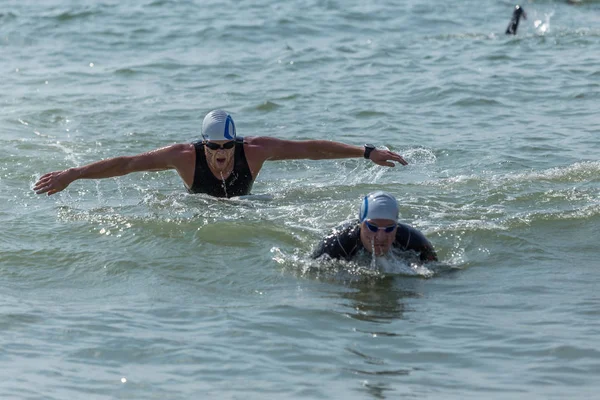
[33,169,77,195]
[369,149,408,167]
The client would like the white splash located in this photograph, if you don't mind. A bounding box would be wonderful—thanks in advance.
[369,238,377,270]
[376,248,434,277]
[534,11,554,35]
[369,238,433,277]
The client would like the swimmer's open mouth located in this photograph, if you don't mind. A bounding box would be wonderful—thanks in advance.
[216,157,226,163]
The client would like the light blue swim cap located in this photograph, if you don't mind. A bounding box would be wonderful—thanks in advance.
[202,109,236,141]
[359,191,399,222]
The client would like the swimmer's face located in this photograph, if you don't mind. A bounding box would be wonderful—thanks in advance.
[360,218,397,256]
[204,140,235,170]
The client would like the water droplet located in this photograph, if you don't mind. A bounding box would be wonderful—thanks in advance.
[220,172,228,198]
[370,238,377,269]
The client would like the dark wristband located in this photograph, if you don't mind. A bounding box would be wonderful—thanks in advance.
[364,144,376,159]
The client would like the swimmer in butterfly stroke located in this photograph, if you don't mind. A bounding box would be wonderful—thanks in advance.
[34,110,407,198]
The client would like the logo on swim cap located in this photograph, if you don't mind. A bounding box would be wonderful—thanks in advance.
[202,109,236,141]
[359,191,399,222]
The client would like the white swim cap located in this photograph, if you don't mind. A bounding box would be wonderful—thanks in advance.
[359,191,399,222]
[202,109,236,141]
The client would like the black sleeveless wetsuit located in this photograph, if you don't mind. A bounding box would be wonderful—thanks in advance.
[188,137,254,198]
[312,220,438,262]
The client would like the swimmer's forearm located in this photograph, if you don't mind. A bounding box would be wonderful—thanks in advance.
[68,156,137,181]
[34,147,182,195]
[302,141,407,167]
[34,157,133,195]
[303,141,363,159]
[257,137,406,165]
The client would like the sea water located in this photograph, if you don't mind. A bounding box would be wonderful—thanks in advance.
[1,0,599,398]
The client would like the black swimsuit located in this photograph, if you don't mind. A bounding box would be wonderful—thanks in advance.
[312,220,438,262]
[187,137,254,198]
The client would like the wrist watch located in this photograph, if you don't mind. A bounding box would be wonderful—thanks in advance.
[363,144,376,159]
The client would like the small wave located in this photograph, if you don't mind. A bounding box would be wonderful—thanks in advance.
[0,12,18,20]
[511,161,600,183]
[345,367,411,376]
[54,10,99,22]
[424,32,498,42]
[272,247,437,280]
[425,26,599,45]
[375,256,434,278]
[430,161,600,189]
[255,101,281,112]
[114,68,138,76]
[450,97,504,107]
[139,61,186,71]
[335,45,358,54]
[430,196,600,239]
[508,202,600,225]
[353,110,388,118]
[272,247,383,282]
[146,0,176,7]
[131,28,154,35]
[419,17,463,27]
[234,194,275,202]
[475,53,514,62]
[274,93,300,101]
[25,108,71,128]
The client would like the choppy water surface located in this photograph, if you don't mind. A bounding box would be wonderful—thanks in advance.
[1,0,599,398]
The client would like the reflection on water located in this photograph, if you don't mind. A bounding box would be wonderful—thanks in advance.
[340,278,424,399]
[340,277,422,324]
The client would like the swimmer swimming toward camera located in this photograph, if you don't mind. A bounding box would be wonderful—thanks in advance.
[312,191,437,263]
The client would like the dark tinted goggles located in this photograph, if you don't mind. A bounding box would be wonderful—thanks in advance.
[205,141,235,150]
[365,220,396,233]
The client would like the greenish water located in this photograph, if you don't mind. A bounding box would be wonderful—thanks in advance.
[1,0,599,398]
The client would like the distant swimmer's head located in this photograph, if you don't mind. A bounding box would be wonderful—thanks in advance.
[506,5,527,35]
[202,109,236,141]
[514,5,526,18]
[359,191,399,256]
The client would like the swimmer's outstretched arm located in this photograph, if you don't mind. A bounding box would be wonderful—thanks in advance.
[33,144,194,195]
[247,137,408,167]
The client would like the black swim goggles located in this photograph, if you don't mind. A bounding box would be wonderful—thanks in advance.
[364,221,396,233]
[204,141,235,150]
